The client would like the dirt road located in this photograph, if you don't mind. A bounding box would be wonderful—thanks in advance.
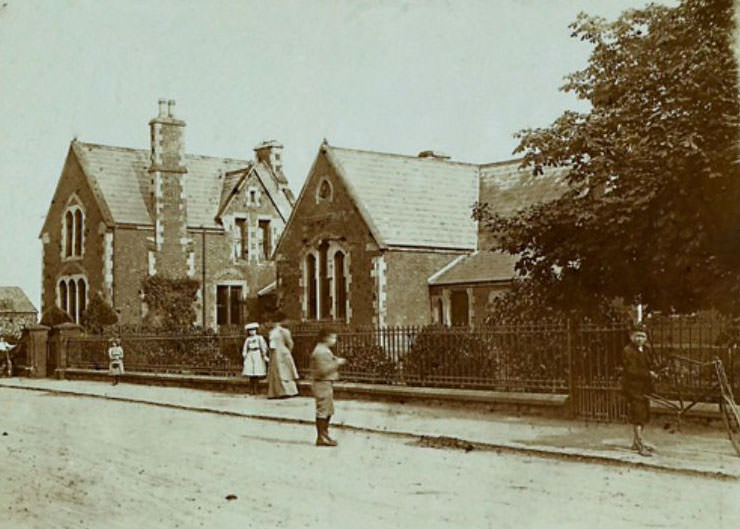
[1,388,738,528]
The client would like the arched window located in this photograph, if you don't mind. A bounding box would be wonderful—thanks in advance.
[57,276,87,323]
[319,241,331,319]
[62,205,84,258]
[306,254,317,320]
[59,280,68,313]
[68,279,78,323]
[64,211,73,257]
[334,251,347,321]
[74,209,83,256]
[316,179,333,202]
[78,279,87,319]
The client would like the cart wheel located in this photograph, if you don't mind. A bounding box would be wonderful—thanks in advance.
[719,395,740,457]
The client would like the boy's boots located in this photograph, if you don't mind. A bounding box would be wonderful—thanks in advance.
[324,416,337,445]
[315,418,337,447]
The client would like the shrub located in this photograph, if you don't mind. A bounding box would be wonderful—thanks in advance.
[40,306,73,327]
[339,342,398,383]
[81,293,118,334]
[403,325,568,391]
[403,326,497,385]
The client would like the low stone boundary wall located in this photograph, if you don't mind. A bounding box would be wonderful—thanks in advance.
[59,368,722,423]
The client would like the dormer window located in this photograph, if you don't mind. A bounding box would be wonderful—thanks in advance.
[316,178,333,203]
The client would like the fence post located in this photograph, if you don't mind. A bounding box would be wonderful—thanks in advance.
[566,319,577,417]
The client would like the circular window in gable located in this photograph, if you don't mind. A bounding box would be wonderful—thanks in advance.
[316,178,333,203]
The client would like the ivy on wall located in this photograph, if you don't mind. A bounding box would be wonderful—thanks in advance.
[141,275,200,331]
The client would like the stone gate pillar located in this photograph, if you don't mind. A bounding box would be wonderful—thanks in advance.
[51,323,83,379]
[23,325,50,378]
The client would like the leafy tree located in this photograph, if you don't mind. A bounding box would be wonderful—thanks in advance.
[476,0,740,315]
[81,293,119,334]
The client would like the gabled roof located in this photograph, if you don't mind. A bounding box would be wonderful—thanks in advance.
[428,251,518,286]
[218,166,250,217]
[431,161,568,286]
[478,160,568,218]
[71,141,253,228]
[0,287,37,313]
[215,162,295,223]
[325,145,480,250]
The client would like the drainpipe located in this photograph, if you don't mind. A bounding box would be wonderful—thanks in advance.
[201,226,206,327]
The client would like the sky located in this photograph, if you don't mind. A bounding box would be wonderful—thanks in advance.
[0,0,671,311]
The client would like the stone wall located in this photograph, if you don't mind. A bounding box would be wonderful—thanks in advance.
[384,250,462,326]
[275,148,380,326]
[40,148,108,321]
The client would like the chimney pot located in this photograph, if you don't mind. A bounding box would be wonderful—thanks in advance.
[418,150,451,160]
[167,99,175,118]
[158,98,167,118]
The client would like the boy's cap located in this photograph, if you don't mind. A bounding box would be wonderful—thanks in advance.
[245,322,259,331]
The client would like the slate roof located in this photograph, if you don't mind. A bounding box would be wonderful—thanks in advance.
[478,160,568,218]
[428,251,519,285]
[0,287,37,313]
[326,146,480,250]
[72,141,291,229]
[218,167,250,218]
[432,160,568,285]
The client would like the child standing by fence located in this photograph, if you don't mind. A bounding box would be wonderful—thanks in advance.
[242,322,269,395]
[108,338,124,386]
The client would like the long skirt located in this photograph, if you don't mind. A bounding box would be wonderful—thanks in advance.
[242,350,267,377]
[109,360,124,376]
[267,347,299,398]
[313,380,334,418]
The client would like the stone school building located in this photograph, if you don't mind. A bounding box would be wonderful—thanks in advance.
[274,142,565,327]
[40,100,294,329]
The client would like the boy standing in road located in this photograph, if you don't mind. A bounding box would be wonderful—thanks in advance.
[310,329,346,447]
[621,323,658,456]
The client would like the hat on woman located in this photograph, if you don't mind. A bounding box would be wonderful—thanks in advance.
[245,322,259,331]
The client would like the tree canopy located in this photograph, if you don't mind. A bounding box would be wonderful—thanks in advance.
[476,0,740,316]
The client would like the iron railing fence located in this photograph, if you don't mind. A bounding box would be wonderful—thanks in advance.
[64,317,740,420]
[67,334,246,376]
[572,318,739,420]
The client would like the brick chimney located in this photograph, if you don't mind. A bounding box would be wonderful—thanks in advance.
[148,98,191,278]
[254,140,288,186]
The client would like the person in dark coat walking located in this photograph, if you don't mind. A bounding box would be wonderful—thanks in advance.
[621,323,658,456]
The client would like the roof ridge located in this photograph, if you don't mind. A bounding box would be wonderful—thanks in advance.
[327,144,480,169]
[479,157,525,168]
[73,140,250,164]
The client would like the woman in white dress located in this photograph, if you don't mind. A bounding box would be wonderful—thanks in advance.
[242,322,268,395]
[108,338,125,386]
